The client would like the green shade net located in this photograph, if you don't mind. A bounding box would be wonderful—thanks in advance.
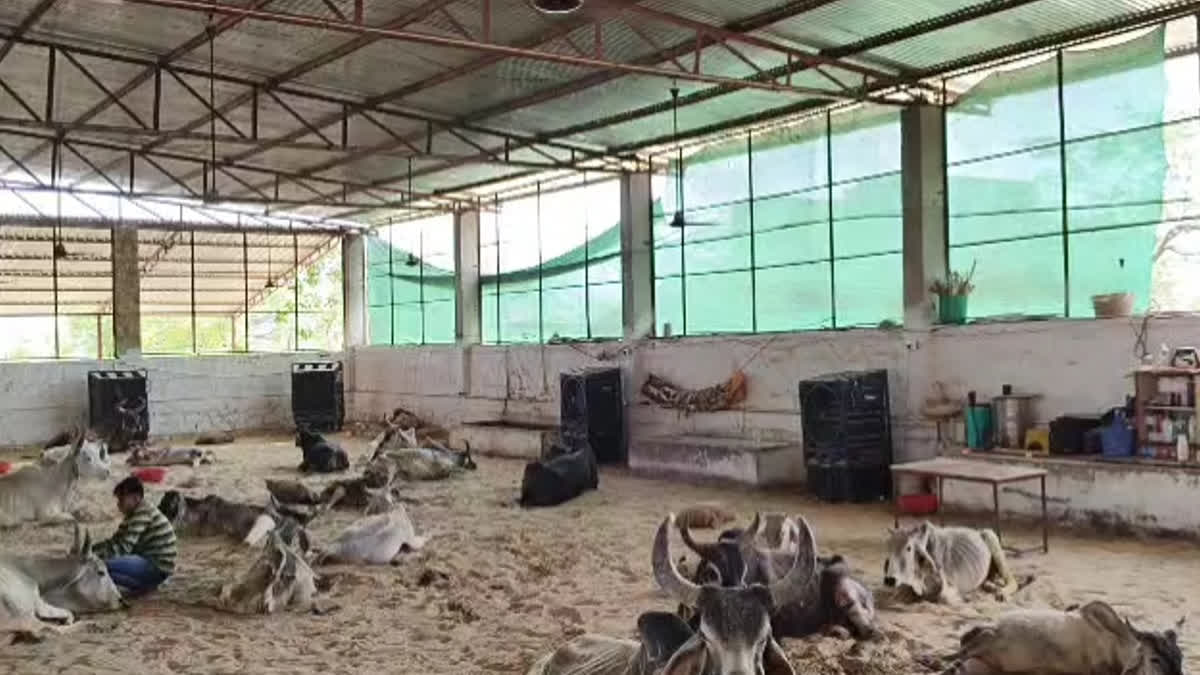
[652,104,902,335]
[366,234,457,345]
[948,27,1165,318]
[479,220,623,344]
[476,180,624,345]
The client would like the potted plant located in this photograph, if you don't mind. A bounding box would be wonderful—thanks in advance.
[929,261,976,325]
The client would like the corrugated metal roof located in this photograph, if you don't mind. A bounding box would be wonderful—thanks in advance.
[0,0,1190,222]
[0,222,337,315]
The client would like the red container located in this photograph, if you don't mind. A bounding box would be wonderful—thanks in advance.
[0,461,12,476]
[898,493,939,516]
[132,467,167,484]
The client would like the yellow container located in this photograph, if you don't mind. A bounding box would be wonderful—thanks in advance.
[1024,428,1050,453]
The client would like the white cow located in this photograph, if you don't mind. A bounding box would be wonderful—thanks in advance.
[313,507,427,565]
[0,526,124,642]
[883,521,1017,603]
[1,435,111,527]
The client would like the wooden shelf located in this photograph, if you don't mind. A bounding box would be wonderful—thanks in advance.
[1132,366,1200,375]
[1145,405,1196,413]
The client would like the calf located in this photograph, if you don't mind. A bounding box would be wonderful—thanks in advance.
[519,444,598,508]
[296,429,350,474]
[945,601,1184,675]
[525,513,813,675]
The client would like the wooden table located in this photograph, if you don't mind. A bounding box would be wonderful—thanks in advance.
[890,457,1049,554]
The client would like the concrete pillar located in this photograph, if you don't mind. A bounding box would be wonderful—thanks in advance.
[110,224,141,357]
[620,171,654,341]
[901,104,948,329]
[341,233,367,348]
[900,104,949,465]
[454,207,481,345]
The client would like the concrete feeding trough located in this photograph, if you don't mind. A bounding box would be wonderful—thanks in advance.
[449,420,561,461]
[630,435,805,487]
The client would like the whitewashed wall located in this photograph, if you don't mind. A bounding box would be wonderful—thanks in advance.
[0,352,340,447]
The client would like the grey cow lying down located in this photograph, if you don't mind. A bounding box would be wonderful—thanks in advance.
[526,513,813,675]
[943,601,1184,675]
[0,525,124,642]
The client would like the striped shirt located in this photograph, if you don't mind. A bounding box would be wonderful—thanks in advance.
[93,499,178,575]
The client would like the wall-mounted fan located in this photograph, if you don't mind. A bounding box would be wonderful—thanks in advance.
[665,85,719,229]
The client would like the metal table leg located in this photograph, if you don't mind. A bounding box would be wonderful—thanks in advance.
[937,477,944,526]
[892,471,900,528]
[1041,474,1049,553]
[992,482,1001,543]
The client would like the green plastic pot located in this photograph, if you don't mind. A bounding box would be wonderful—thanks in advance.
[938,294,968,325]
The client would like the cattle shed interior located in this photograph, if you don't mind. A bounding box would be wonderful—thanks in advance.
[1,0,1200,672]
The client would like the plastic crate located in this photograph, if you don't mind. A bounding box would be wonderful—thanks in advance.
[560,367,625,465]
[799,370,893,466]
[291,362,344,432]
[806,456,891,503]
[88,369,149,441]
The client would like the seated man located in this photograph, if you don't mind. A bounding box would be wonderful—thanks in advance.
[93,476,177,597]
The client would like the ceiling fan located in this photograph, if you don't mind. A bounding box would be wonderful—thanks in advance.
[665,85,719,229]
[528,0,584,13]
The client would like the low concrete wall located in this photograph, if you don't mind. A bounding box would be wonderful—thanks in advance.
[348,330,925,462]
[0,352,341,448]
[346,314,1200,534]
[940,454,1200,535]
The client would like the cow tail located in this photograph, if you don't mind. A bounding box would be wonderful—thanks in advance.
[980,529,1018,592]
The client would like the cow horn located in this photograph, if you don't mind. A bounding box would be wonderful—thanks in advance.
[678,524,720,564]
[737,512,762,557]
[766,516,817,609]
[652,514,701,607]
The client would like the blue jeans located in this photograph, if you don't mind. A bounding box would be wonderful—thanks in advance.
[106,556,168,597]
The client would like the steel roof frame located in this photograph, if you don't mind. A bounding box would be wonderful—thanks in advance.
[0,0,1193,226]
[224,0,866,216]
[412,0,1200,202]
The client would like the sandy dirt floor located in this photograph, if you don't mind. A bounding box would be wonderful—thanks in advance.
[0,433,1196,674]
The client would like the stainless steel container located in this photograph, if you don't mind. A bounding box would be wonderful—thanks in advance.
[992,393,1036,449]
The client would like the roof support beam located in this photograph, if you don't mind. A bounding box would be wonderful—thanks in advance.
[2,0,274,181]
[0,214,350,235]
[0,28,630,190]
[0,0,57,66]
[0,127,465,209]
[104,0,864,98]
[353,0,1064,203]
[240,0,855,213]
